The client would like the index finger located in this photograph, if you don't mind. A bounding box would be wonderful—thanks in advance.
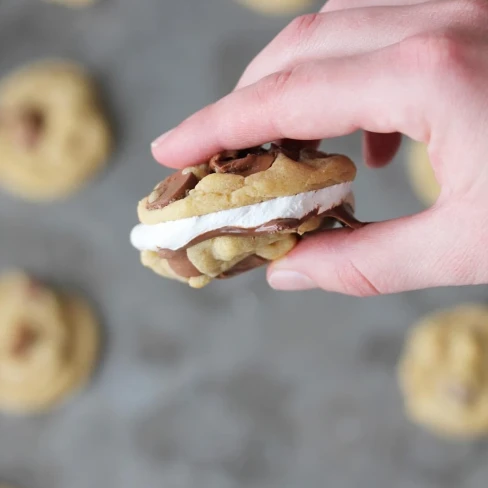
[151,41,429,169]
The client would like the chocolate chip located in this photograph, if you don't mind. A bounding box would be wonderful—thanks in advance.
[209,147,276,177]
[445,383,476,405]
[146,171,198,210]
[1,108,44,149]
[11,324,39,357]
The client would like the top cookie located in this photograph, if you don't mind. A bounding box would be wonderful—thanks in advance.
[138,145,356,225]
[0,61,112,201]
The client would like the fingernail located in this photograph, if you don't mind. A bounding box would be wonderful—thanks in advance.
[151,129,174,148]
[268,270,317,291]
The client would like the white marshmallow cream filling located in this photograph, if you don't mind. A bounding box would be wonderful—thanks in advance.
[130,182,352,252]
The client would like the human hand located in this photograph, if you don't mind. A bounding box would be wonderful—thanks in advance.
[151,0,488,296]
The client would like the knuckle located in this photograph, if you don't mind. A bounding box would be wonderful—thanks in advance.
[254,69,295,105]
[250,69,297,137]
[399,33,471,81]
[282,13,323,43]
[335,259,381,297]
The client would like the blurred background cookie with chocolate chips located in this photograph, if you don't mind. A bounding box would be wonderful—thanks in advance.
[406,140,441,206]
[0,61,112,201]
[399,305,488,438]
[0,271,100,414]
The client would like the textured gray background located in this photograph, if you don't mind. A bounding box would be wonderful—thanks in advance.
[1,0,488,487]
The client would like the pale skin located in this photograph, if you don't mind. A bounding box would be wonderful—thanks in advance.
[151,0,488,296]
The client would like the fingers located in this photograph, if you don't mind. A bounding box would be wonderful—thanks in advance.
[267,204,488,295]
[152,42,430,168]
[236,2,438,90]
[321,0,429,13]
[363,132,402,168]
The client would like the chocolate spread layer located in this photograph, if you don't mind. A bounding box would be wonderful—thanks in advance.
[219,255,269,279]
[158,203,366,280]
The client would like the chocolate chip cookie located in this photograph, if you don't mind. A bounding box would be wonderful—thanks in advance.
[131,145,364,288]
[399,305,488,437]
[406,141,440,206]
[0,271,99,413]
[0,61,112,201]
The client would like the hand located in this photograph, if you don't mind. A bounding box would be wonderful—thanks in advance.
[151,0,488,296]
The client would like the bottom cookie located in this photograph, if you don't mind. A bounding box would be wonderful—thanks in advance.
[399,305,488,437]
[0,272,99,413]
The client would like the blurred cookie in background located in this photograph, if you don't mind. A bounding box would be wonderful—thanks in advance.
[44,0,96,7]
[0,61,112,202]
[0,271,100,414]
[399,305,488,438]
[236,0,316,15]
[406,140,441,206]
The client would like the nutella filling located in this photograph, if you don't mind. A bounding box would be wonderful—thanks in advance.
[218,255,269,279]
[157,203,365,280]
[166,251,202,278]
[166,202,364,251]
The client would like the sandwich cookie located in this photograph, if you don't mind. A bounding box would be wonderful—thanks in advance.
[131,145,365,288]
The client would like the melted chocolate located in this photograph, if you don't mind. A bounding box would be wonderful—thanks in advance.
[178,202,364,250]
[218,255,269,279]
[156,203,366,280]
[166,251,202,278]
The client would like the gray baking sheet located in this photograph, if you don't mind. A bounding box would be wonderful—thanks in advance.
[1,1,487,487]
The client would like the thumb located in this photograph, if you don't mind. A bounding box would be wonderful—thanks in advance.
[267,205,487,296]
